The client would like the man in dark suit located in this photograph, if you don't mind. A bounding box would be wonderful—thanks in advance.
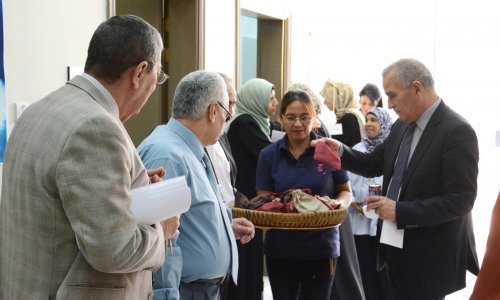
[314,58,479,300]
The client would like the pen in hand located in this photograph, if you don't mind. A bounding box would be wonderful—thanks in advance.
[163,239,173,255]
[161,215,180,255]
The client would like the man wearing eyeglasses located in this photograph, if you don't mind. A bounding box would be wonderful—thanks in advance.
[206,72,238,207]
[0,15,180,300]
[138,70,255,300]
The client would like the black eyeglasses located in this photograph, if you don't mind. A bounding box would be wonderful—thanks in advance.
[217,101,232,122]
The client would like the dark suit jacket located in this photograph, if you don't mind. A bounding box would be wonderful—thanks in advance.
[219,133,237,188]
[341,101,479,298]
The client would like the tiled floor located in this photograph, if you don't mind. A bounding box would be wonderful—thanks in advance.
[262,274,474,299]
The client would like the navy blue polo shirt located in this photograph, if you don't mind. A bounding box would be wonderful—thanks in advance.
[256,133,349,260]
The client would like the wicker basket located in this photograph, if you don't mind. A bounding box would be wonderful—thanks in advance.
[231,205,347,230]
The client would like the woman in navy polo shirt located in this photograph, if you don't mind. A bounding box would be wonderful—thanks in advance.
[256,90,352,300]
[225,78,278,300]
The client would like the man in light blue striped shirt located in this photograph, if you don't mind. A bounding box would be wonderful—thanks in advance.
[138,70,254,300]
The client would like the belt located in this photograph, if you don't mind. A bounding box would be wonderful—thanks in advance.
[187,276,225,286]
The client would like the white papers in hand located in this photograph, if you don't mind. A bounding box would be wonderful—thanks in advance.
[329,123,343,135]
[362,205,379,219]
[271,130,285,143]
[130,176,191,225]
[380,220,404,248]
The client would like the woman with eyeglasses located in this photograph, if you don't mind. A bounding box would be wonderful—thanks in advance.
[256,90,352,300]
[225,78,278,300]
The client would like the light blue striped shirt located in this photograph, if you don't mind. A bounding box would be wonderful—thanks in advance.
[138,118,231,283]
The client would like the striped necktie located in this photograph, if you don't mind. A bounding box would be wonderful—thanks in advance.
[386,123,416,201]
[202,152,239,284]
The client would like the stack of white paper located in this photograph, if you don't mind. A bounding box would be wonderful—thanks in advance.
[271,130,285,142]
[130,176,191,225]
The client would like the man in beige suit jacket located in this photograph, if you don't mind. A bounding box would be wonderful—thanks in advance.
[0,15,179,299]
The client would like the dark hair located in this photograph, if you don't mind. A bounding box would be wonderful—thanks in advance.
[84,15,162,82]
[359,83,383,108]
[280,90,316,117]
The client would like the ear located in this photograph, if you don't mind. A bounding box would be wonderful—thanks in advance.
[131,61,149,89]
[207,102,218,124]
[411,80,424,95]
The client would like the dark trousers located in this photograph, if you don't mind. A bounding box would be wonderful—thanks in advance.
[382,246,445,300]
[354,235,384,300]
[387,269,444,300]
[227,229,263,300]
[331,215,366,300]
[266,256,336,300]
[180,277,225,300]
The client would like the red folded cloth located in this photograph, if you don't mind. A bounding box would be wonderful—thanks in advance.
[256,200,296,213]
[314,140,341,170]
[256,202,283,212]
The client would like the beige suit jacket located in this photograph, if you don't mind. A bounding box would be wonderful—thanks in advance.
[0,75,165,299]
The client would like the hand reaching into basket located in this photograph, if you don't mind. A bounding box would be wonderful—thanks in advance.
[232,217,255,244]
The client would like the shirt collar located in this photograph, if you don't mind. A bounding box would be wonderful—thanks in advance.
[167,118,206,161]
[415,98,441,131]
[81,73,120,119]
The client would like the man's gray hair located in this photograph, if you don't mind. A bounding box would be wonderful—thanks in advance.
[84,15,162,82]
[172,71,227,119]
[382,58,434,89]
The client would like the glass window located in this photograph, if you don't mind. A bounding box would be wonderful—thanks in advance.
[240,14,258,86]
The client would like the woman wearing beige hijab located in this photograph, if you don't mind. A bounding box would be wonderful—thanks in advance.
[320,80,364,147]
[320,80,366,300]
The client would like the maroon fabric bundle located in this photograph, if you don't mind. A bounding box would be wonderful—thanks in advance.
[313,140,342,170]
[256,201,296,213]
[244,188,340,213]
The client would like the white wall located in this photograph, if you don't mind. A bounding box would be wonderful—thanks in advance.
[289,0,500,298]
[240,0,290,19]
[204,0,236,78]
[0,0,107,195]
[204,0,291,80]
[3,0,106,133]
